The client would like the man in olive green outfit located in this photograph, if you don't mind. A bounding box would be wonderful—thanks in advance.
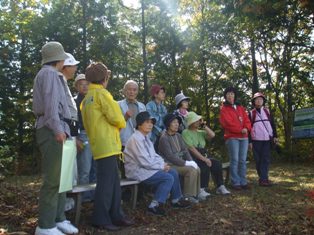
[32,42,78,235]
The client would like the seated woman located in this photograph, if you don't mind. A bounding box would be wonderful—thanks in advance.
[123,111,191,216]
[158,114,207,203]
[182,112,230,195]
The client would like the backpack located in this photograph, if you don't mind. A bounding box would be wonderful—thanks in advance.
[250,108,270,124]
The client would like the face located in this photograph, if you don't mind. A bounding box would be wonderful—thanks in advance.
[76,79,89,95]
[138,119,154,135]
[180,100,189,109]
[226,92,235,104]
[168,118,179,133]
[254,97,264,108]
[62,65,78,80]
[56,61,65,71]
[124,83,138,102]
[189,119,201,129]
[154,89,166,101]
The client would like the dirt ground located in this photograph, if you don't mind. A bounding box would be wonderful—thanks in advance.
[1,163,314,235]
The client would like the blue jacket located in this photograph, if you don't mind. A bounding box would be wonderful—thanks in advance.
[118,99,146,146]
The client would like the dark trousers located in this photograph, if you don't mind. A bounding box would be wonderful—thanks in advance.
[194,157,224,188]
[92,155,124,226]
[252,140,271,181]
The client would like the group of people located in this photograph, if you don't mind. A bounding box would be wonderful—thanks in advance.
[32,41,278,235]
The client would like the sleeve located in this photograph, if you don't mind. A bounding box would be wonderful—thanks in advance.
[269,112,278,138]
[241,107,252,132]
[43,72,63,134]
[219,106,243,134]
[99,92,126,129]
[158,134,186,166]
[126,137,164,170]
[182,130,194,148]
[146,102,162,133]
[178,134,193,161]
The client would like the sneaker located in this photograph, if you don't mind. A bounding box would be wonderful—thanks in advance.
[35,226,65,235]
[171,197,191,209]
[56,220,78,234]
[188,196,200,204]
[216,185,231,195]
[231,185,242,190]
[197,194,207,201]
[241,184,250,190]
[147,205,166,216]
[198,188,210,198]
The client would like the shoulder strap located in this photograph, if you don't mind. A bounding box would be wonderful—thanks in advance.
[251,109,257,124]
[263,108,270,120]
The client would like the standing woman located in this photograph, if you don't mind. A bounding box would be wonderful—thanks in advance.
[219,87,251,190]
[249,92,278,186]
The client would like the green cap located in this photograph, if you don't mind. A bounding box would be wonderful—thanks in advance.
[185,111,202,127]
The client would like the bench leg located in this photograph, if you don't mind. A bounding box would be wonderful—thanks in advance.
[74,193,82,225]
[130,184,138,209]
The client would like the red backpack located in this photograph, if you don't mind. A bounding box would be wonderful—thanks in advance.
[250,108,270,124]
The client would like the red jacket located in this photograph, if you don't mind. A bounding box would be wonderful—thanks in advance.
[219,103,251,140]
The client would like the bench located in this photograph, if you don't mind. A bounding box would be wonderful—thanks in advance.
[67,178,140,225]
[222,161,250,184]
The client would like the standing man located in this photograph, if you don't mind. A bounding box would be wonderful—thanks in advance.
[33,42,78,235]
[74,74,96,201]
[249,92,278,186]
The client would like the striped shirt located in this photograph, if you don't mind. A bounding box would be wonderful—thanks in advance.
[32,65,71,136]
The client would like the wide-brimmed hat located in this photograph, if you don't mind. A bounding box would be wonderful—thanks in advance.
[175,92,190,108]
[136,111,156,129]
[163,113,182,129]
[64,53,80,66]
[74,74,86,87]
[150,84,165,97]
[41,41,68,65]
[185,111,202,127]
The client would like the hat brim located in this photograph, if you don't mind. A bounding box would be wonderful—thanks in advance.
[187,115,202,127]
[41,52,69,65]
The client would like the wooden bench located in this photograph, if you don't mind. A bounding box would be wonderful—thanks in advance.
[222,161,250,184]
[67,178,140,225]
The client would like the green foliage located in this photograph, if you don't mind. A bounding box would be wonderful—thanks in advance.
[0,0,313,175]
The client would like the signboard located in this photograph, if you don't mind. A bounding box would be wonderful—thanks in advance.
[292,107,314,139]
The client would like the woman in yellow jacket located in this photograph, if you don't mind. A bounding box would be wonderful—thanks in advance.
[81,62,134,231]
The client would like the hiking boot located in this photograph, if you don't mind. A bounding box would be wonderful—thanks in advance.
[216,185,231,195]
[35,226,65,235]
[198,188,210,198]
[259,179,272,187]
[147,205,166,216]
[241,184,250,190]
[171,197,191,209]
[231,185,242,190]
[56,220,78,234]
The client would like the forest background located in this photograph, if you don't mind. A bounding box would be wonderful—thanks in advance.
[0,0,314,177]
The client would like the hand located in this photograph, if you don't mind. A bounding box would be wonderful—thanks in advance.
[125,110,133,119]
[249,143,253,151]
[241,128,248,134]
[164,163,170,172]
[204,158,212,167]
[76,139,84,152]
[200,120,207,129]
[273,137,279,145]
[55,133,66,144]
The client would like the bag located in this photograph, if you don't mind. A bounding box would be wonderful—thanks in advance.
[69,120,79,137]
[195,147,209,158]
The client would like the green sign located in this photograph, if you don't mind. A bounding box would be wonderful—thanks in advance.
[292,107,314,139]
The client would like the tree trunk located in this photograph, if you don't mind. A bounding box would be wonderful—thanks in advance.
[141,0,148,103]
[250,37,259,94]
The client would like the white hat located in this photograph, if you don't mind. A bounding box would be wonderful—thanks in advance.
[175,92,190,107]
[64,53,80,66]
[74,74,86,87]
